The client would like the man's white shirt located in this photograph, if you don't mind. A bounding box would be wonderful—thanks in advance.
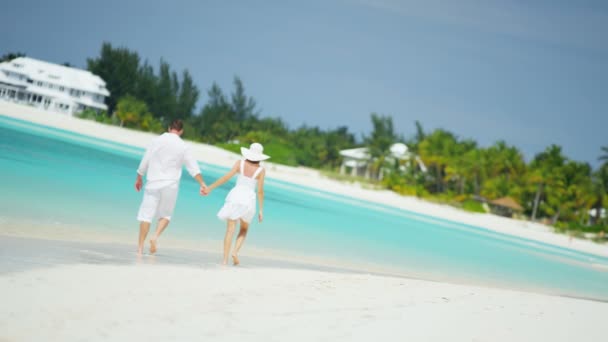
[137,132,201,189]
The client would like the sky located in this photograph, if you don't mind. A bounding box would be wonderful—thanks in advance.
[2,0,607,167]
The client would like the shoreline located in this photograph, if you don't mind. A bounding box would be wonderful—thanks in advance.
[2,233,606,303]
[1,234,607,342]
[1,102,606,258]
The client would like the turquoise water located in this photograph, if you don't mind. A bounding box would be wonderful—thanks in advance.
[1,114,608,300]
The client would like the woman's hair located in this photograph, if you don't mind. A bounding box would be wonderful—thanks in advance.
[246,159,260,165]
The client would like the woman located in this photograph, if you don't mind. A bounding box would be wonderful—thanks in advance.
[203,143,269,265]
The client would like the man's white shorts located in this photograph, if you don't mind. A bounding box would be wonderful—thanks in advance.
[137,183,179,222]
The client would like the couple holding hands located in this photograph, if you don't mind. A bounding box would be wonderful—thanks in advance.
[134,119,269,265]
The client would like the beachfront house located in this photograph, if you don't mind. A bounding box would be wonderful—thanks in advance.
[339,143,427,180]
[0,57,109,116]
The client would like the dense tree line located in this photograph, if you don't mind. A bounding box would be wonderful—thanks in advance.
[381,119,608,233]
[0,52,26,63]
[87,42,199,124]
[81,43,357,167]
[189,78,356,168]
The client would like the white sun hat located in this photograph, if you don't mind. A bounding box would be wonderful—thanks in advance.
[240,142,270,161]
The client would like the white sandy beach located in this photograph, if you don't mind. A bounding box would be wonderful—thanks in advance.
[1,102,608,341]
[1,261,606,342]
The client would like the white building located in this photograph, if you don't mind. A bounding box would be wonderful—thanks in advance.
[339,143,427,179]
[0,57,109,116]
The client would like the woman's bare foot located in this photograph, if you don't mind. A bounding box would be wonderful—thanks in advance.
[232,254,240,266]
[149,239,158,254]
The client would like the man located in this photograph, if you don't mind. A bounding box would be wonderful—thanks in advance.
[134,119,206,255]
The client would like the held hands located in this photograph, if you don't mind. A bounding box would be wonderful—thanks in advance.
[258,211,264,223]
[200,184,211,196]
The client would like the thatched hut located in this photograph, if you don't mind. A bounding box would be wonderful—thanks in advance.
[490,197,523,218]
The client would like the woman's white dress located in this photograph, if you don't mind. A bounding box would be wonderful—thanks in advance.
[217,160,263,223]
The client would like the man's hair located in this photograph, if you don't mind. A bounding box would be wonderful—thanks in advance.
[169,119,183,131]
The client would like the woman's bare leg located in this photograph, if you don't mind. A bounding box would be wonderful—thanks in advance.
[232,220,249,265]
[223,220,237,265]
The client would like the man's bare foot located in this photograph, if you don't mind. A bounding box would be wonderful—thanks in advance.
[149,239,158,254]
[232,254,240,266]
[137,249,143,256]
[221,260,228,266]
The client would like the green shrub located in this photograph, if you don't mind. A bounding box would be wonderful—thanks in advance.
[76,108,98,120]
[462,199,486,213]
[216,143,241,154]
[557,221,607,233]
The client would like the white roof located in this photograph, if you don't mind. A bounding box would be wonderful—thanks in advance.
[0,71,27,88]
[340,143,412,160]
[0,57,110,96]
[340,143,427,173]
[340,147,370,160]
[390,143,408,157]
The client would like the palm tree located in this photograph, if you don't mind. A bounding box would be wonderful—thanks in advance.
[591,164,608,224]
[599,146,608,164]
[465,148,487,196]
[417,129,459,193]
[481,141,526,200]
[590,146,608,225]
[546,161,592,224]
[528,145,566,221]
[365,113,397,180]
[484,141,526,180]
[444,139,476,194]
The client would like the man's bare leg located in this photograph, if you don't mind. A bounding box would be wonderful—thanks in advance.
[138,221,151,255]
[150,218,170,254]
[223,220,237,265]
